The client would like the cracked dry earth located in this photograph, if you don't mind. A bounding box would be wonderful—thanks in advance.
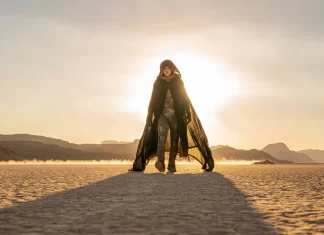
[0,164,323,234]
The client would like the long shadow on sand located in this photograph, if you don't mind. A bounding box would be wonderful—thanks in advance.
[0,171,282,235]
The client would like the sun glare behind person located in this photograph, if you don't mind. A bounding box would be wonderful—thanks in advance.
[125,52,241,126]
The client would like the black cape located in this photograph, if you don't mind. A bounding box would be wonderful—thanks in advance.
[130,74,214,172]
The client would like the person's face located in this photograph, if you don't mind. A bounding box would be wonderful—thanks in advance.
[163,66,173,77]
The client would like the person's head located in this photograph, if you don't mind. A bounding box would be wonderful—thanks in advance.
[162,66,173,77]
[158,59,181,78]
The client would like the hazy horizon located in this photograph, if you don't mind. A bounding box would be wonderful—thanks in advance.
[1,1,324,150]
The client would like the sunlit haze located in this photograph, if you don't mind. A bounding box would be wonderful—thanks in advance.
[1,1,324,150]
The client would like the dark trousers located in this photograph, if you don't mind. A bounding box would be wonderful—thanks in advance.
[156,112,179,162]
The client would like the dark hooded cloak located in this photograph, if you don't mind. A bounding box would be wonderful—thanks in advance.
[129,59,214,172]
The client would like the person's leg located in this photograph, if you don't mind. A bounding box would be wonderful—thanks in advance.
[168,114,179,172]
[156,113,169,171]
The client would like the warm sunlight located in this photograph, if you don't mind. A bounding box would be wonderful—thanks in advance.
[123,51,241,123]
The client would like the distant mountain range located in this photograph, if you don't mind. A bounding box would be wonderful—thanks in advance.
[0,134,322,163]
[211,145,292,164]
[0,134,79,149]
[0,134,139,154]
[262,143,315,163]
[0,141,133,161]
[101,140,131,145]
[79,140,140,154]
[298,149,324,163]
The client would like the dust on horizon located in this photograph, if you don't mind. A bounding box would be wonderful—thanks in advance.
[0,159,259,165]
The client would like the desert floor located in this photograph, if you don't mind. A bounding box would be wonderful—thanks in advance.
[0,164,323,235]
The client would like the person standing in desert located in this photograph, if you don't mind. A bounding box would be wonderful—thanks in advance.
[129,59,214,172]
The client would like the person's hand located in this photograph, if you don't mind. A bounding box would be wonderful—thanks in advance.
[185,114,192,124]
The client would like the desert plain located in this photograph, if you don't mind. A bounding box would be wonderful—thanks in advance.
[0,163,323,235]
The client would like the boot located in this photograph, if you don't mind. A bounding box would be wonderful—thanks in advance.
[167,155,177,172]
[155,160,165,172]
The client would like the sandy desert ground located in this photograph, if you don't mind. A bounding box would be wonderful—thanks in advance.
[0,163,323,235]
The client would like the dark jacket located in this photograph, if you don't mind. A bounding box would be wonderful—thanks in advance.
[130,74,214,172]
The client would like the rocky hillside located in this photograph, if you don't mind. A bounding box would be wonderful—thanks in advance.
[0,146,21,161]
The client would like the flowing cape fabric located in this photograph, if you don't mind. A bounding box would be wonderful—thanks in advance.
[130,75,214,171]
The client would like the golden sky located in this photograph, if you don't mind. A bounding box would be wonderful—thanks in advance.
[1,1,324,150]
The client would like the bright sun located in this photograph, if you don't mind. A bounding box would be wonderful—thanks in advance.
[123,51,241,123]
